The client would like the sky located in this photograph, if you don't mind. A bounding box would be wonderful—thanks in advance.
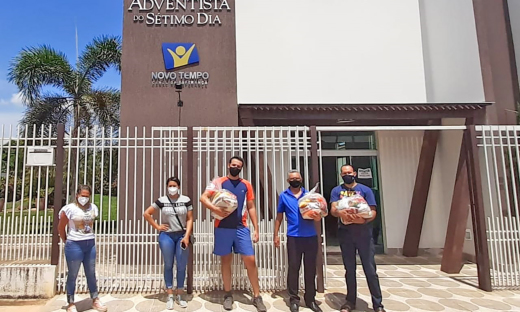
[0,0,123,129]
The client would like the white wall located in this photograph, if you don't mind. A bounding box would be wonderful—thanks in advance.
[378,131,423,249]
[235,0,427,104]
[419,0,485,103]
[422,119,464,248]
[378,120,464,250]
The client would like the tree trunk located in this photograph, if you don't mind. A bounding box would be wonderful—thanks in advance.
[67,103,81,202]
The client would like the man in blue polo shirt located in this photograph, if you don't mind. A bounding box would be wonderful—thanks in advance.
[330,165,385,312]
[274,170,322,312]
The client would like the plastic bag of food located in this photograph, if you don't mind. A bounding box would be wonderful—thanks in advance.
[298,183,328,219]
[337,193,372,224]
[205,177,238,220]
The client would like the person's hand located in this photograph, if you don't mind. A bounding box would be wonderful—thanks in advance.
[274,235,280,247]
[181,236,190,248]
[339,209,352,219]
[212,207,231,219]
[253,230,259,243]
[310,210,322,221]
[157,224,169,232]
[350,214,366,224]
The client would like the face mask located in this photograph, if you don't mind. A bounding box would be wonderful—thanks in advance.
[342,175,356,185]
[78,196,89,206]
[289,180,302,188]
[168,187,179,195]
[229,167,241,177]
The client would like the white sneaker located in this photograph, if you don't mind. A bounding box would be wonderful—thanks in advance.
[166,295,175,310]
[66,304,77,312]
[92,298,108,312]
[176,294,188,308]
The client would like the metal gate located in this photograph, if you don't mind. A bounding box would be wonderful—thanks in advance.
[477,125,520,289]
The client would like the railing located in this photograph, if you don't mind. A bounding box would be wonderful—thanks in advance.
[477,125,520,289]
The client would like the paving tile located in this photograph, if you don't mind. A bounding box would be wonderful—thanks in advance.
[426,278,461,288]
[417,288,453,299]
[386,288,422,298]
[104,299,134,312]
[437,299,479,311]
[135,299,164,312]
[405,299,446,311]
[408,270,440,278]
[379,279,403,287]
[381,299,412,311]
[470,298,512,310]
[504,297,520,308]
[399,278,432,287]
[446,288,485,298]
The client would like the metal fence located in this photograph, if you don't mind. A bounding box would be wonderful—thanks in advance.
[0,125,56,263]
[477,125,520,289]
[0,125,321,293]
[191,127,312,291]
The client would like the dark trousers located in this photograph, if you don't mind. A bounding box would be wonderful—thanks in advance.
[287,236,318,305]
[338,225,383,309]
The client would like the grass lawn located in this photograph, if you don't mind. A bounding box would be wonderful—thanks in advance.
[1,194,118,222]
[92,194,118,221]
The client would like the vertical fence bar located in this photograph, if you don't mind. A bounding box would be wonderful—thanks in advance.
[0,125,6,260]
[479,127,497,286]
[16,127,26,260]
[51,124,65,265]
[187,127,194,294]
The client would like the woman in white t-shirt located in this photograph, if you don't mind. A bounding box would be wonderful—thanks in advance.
[144,177,194,310]
[58,185,107,312]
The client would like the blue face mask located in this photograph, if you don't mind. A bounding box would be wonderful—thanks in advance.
[342,175,355,185]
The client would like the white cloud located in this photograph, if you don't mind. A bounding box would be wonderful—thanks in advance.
[10,92,24,106]
[0,92,24,107]
[0,111,23,128]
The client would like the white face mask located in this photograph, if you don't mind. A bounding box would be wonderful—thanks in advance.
[168,187,179,195]
[78,196,90,206]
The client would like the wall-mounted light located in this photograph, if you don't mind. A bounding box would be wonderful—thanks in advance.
[175,82,183,107]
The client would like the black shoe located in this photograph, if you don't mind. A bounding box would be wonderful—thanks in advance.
[223,293,233,311]
[374,307,386,312]
[340,302,355,312]
[290,302,299,312]
[252,296,267,312]
[307,301,322,312]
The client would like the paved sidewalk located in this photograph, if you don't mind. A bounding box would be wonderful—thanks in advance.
[2,262,520,312]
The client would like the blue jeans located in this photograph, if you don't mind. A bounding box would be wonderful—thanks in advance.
[64,239,98,304]
[158,231,189,289]
[338,224,383,310]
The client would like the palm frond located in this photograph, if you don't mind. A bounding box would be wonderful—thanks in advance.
[83,87,120,129]
[7,46,74,104]
[20,93,73,133]
[77,36,121,86]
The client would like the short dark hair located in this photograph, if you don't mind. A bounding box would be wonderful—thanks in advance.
[76,185,92,195]
[340,164,356,172]
[229,156,244,166]
[166,177,181,187]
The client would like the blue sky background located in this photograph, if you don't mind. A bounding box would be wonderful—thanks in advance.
[0,0,123,128]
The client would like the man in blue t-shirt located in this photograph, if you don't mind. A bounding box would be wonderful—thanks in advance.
[330,165,385,312]
[274,170,322,312]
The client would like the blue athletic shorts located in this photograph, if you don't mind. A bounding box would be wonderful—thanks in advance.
[213,227,255,256]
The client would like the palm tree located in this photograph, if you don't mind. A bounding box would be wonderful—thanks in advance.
[7,35,122,136]
[8,36,121,201]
